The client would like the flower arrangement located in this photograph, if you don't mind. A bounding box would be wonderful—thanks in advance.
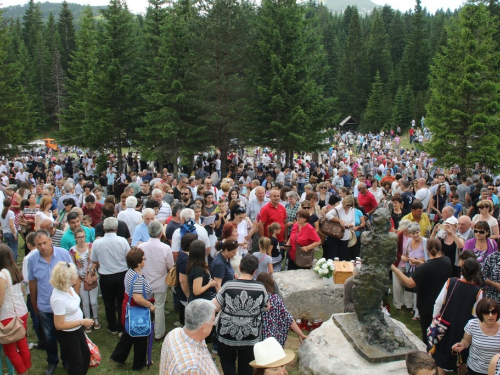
[313,258,335,279]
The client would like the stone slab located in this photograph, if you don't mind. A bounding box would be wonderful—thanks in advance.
[299,314,426,375]
[273,269,344,320]
[332,313,418,363]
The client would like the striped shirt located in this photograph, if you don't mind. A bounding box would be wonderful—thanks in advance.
[160,328,220,375]
[465,318,500,373]
[124,269,152,299]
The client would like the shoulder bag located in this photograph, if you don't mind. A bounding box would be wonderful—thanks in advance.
[319,208,345,239]
[165,265,178,287]
[83,244,98,291]
[294,225,314,268]
[427,277,459,352]
[125,273,152,337]
[0,271,26,345]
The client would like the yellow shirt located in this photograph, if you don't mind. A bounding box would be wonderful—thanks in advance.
[402,212,431,237]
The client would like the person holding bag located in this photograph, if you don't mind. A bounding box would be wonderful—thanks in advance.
[285,209,321,270]
[323,195,355,261]
[50,261,94,375]
[110,247,154,371]
[0,244,30,375]
[69,228,100,334]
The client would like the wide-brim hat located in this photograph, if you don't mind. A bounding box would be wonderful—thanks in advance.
[249,337,295,368]
[347,229,357,247]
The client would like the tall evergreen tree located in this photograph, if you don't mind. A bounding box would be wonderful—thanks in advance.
[140,0,203,174]
[252,0,334,165]
[336,7,368,120]
[22,0,43,55]
[362,71,387,132]
[426,1,500,174]
[400,0,430,93]
[0,11,34,152]
[391,83,414,129]
[57,1,76,73]
[366,11,392,84]
[94,0,141,171]
[62,6,99,145]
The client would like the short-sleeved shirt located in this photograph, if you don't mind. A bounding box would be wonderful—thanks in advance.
[124,269,153,300]
[288,223,320,261]
[165,221,181,242]
[465,318,500,374]
[357,191,378,214]
[82,202,103,227]
[0,269,28,320]
[28,246,72,313]
[50,287,83,332]
[171,224,210,253]
[259,202,287,242]
[482,252,500,304]
[90,233,129,275]
[215,279,268,346]
[60,226,94,250]
[262,294,293,347]
[210,252,234,287]
[252,252,272,278]
[411,256,452,314]
[95,219,130,240]
[187,266,214,302]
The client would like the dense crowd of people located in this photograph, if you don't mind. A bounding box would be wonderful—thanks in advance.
[0,129,499,374]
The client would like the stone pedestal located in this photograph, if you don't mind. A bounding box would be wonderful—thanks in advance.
[273,270,344,320]
[299,314,426,375]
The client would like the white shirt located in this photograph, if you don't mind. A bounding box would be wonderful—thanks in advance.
[0,269,28,320]
[117,208,143,237]
[215,159,221,171]
[91,233,130,275]
[415,188,431,210]
[325,205,355,241]
[171,224,210,253]
[50,287,83,332]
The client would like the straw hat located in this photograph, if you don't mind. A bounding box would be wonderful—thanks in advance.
[347,230,357,247]
[249,337,295,368]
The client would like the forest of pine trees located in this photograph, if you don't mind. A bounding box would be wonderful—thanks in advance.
[1,0,500,171]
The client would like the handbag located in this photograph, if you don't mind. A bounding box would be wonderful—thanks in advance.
[319,208,345,239]
[165,264,178,287]
[309,176,318,184]
[427,277,459,350]
[0,271,26,345]
[124,273,152,337]
[294,226,314,268]
[86,333,101,367]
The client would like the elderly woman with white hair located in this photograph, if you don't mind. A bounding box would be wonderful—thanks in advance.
[117,196,142,236]
[51,261,94,375]
[430,215,464,277]
[393,219,416,310]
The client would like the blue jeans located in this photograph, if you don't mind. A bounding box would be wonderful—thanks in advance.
[26,296,44,345]
[3,233,17,262]
[297,182,305,196]
[38,311,65,366]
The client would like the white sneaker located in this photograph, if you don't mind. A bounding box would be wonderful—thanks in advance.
[173,321,183,328]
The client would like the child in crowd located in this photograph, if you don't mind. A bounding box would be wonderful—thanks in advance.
[82,215,95,236]
[447,193,462,218]
[252,237,273,279]
[405,351,436,375]
[268,222,282,272]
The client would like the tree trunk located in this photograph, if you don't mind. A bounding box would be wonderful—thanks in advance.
[276,139,282,169]
[220,147,228,179]
[117,136,123,174]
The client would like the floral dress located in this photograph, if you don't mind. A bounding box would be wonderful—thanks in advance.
[261,294,293,347]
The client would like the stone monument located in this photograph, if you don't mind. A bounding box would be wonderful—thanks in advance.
[330,208,418,363]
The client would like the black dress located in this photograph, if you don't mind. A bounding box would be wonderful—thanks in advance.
[440,239,460,277]
[433,278,480,371]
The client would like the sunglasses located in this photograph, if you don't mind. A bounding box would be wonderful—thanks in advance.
[489,188,495,190]
[474,229,486,234]
[485,309,498,315]
[181,193,190,196]
[302,206,311,209]
[478,206,488,209]
[320,187,327,189]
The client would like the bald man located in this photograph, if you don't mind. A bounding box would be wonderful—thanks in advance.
[440,206,455,223]
[457,215,474,241]
[39,219,64,247]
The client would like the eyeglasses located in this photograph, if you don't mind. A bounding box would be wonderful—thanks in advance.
[181,193,190,196]
[75,236,85,239]
[474,229,486,234]
[489,188,495,190]
[485,309,498,316]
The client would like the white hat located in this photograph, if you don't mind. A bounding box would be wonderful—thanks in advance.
[347,230,358,247]
[444,216,458,225]
[249,337,295,368]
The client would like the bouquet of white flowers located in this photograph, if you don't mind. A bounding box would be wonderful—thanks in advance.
[313,258,335,278]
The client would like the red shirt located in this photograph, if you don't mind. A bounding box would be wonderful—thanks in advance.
[358,191,378,214]
[82,202,103,227]
[289,223,320,261]
[259,202,287,242]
